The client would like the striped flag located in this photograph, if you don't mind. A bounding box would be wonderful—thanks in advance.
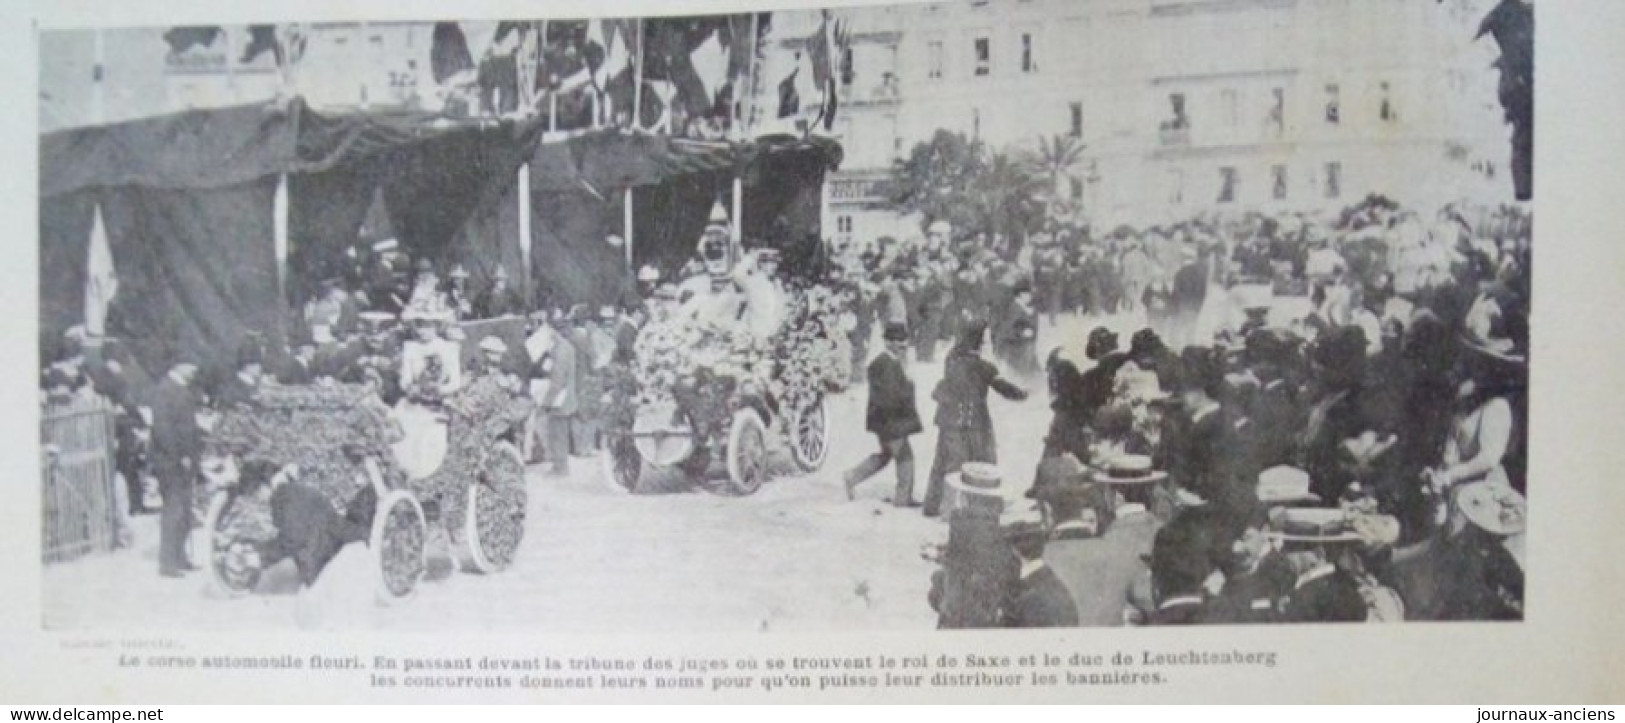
[84,203,117,337]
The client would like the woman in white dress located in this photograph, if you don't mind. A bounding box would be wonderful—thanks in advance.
[392,305,463,479]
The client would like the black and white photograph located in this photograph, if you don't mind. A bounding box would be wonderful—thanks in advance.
[36,0,1534,635]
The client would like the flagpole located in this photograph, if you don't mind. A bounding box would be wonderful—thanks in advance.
[91,28,104,124]
[633,18,644,129]
[744,13,760,139]
[543,19,556,133]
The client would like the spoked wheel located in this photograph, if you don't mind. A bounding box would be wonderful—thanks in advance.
[601,433,645,494]
[456,441,527,574]
[204,491,266,597]
[370,490,427,605]
[787,396,831,472]
[724,409,769,496]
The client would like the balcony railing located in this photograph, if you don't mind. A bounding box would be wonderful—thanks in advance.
[840,82,902,108]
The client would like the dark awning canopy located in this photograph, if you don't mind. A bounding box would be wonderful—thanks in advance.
[39,99,540,199]
[527,129,842,194]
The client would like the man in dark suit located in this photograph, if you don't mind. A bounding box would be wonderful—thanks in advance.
[1169,249,1209,346]
[843,323,924,506]
[1164,348,1254,532]
[151,360,203,577]
[1048,476,1161,626]
[1272,510,1369,623]
[279,342,316,385]
[213,342,265,412]
[1146,515,1217,625]
[1001,519,1079,628]
[474,266,525,319]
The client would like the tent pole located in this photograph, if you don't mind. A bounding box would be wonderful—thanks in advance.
[274,174,290,309]
[624,186,634,269]
[519,163,533,305]
[731,174,744,266]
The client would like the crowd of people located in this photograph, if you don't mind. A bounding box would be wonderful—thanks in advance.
[829,199,1530,626]
[42,192,1532,627]
[42,241,653,578]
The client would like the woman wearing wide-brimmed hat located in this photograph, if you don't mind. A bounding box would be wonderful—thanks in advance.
[1422,327,1527,526]
[921,321,1029,518]
[1389,479,1525,621]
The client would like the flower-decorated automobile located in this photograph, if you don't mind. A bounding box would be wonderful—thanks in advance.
[200,323,531,605]
[602,237,847,496]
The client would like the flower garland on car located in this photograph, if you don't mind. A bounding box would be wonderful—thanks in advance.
[211,384,407,511]
[612,285,852,435]
[767,285,852,413]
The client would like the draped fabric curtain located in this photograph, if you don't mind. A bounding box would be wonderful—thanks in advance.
[629,169,729,278]
[530,188,638,311]
[287,160,386,308]
[99,179,281,379]
[379,125,533,289]
[39,191,96,361]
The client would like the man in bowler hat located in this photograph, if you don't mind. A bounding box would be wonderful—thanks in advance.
[152,358,203,577]
[843,323,924,506]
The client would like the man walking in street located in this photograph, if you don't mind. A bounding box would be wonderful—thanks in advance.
[843,323,923,506]
[152,359,203,578]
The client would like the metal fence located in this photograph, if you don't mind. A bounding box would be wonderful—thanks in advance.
[41,395,120,564]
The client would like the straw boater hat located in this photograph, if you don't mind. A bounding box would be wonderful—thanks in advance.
[598,305,617,321]
[927,219,953,235]
[637,265,661,283]
[1454,481,1527,536]
[449,264,471,280]
[1255,466,1321,507]
[400,291,455,324]
[1090,454,1169,486]
[1265,508,1364,545]
[999,502,1049,544]
[946,462,1023,502]
[478,336,508,355]
[1030,455,1102,506]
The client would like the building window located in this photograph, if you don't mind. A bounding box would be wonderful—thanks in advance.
[1379,81,1395,122]
[927,40,945,80]
[1167,93,1189,129]
[1167,169,1185,205]
[837,215,853,234]
[841,47,855,87]
[1324,162,1342,199]
[1069,176,1084,202]
[1221,89,1239,128]
[1069,102,1083,138]
[973,36,991,76]
[1324,83,1341,124]
[1020,32,1037,73]
[1272,165,1288,200]
[1268,87,1285,137]
[972,107,982,139]
[1217,167,1238,204]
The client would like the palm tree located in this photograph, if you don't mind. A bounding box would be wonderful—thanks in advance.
[974,151,1048,251]
[1024,133,1088,224]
